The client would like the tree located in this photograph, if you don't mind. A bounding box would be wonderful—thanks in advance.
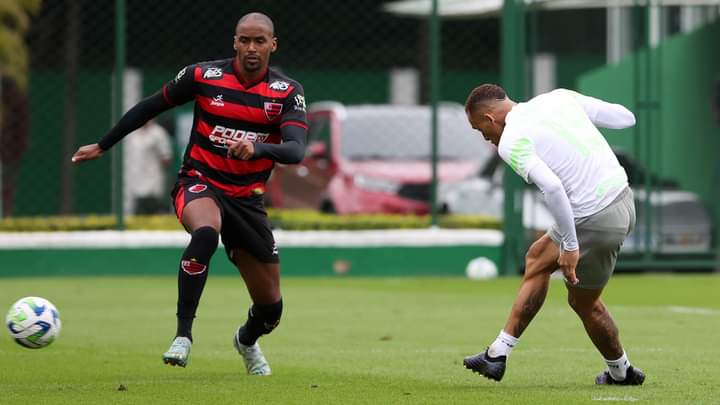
[0,0,41,91]
[0,0,41,217]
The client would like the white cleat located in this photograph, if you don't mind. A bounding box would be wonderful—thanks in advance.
[233,332,272,376]
[162,336,192,367]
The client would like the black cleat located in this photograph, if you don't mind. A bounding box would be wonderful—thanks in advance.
[595,366,645,385]
[463,349,507,382]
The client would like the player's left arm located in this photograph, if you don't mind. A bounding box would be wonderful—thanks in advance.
[227,85,308,163]
[561,89,636,129]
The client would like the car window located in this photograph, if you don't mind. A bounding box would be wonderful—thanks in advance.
[615,152,678,188]
[339,107,489,162]
[308,114,331,148]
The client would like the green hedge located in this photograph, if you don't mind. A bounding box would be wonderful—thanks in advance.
[0,210,501,232]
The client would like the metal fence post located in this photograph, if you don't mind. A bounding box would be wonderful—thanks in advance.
[114,0,126,230]
[500,0,527,276]
[429,0,440,227]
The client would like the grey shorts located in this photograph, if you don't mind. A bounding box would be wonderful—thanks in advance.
[547,187,635,289]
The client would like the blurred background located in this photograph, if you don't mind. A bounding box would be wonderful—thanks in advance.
[1,0,719,273]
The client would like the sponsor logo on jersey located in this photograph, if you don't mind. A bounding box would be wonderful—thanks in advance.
[188,184,207,193]
[272,242,279,255]
[181,259,207,275]
[210,94,224,107]
[269,80,290,91]
[174,67,187,83]
[264,102,283,120]
[293,94,306,112]
[209,125,270,147]
[203,67,224,79]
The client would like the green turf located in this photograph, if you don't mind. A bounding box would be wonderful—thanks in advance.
[1,274,719,404]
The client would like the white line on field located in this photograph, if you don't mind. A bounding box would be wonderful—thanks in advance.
[667,306,720,316]
[592,396,639,402]
[608,305,720,316]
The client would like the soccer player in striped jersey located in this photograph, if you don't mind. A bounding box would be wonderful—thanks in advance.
[462,84,645,385]
[72,13,306,376]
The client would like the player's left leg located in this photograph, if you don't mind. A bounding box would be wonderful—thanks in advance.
[567,285,645,385]
[231,248,281,376]
[567,188,643,385]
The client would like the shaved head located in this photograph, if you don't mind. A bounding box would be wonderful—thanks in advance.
[236,12,275,36]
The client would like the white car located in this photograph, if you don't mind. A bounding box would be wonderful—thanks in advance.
[440,151,713,255]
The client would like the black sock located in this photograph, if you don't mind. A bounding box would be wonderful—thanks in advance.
[237,299,283,346]
[176,226,219,341]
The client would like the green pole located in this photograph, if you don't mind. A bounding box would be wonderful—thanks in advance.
[114,0,126,230]
[429,0,440,227]
[500,0,526,276]
[642,0,653,262]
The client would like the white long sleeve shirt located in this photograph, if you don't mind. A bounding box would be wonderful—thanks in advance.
[498,89,636,251]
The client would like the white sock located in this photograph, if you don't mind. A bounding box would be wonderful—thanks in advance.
[487,330,518,358]
[605,351,630,381]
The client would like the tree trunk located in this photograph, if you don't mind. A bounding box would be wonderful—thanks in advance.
[61,0,80,214]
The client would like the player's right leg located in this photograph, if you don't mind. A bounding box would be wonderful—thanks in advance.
[163,188,221,367]
[464,234,560,381]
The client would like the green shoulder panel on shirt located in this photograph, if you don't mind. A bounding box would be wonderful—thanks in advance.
[510,137,534,175]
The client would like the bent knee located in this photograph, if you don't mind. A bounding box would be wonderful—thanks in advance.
[192,226,219,246]
[523,236,559,276]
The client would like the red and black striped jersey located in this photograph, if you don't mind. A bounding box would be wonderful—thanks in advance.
[162,58,307,198]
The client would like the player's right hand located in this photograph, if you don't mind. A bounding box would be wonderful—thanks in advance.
[558,248,580,285]
[71,143,104,163]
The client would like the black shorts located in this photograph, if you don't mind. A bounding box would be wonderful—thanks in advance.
[171,175,279,264]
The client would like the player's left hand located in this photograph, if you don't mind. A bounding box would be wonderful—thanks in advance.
[226,139,255,160]
[558,248,580,285]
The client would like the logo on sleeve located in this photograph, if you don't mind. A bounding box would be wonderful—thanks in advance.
[174,67,187,83]
[188,184,207,193]
[203,67,224,79]
[293,94,306,112]
[269,80,290,91]
[264,102,283,120]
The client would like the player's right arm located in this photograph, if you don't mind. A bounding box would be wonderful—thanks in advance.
[498,130,579,283]
[72,65,197,164]
[559,89,636,129]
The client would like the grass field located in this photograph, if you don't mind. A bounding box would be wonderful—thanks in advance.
[1,274,719,404]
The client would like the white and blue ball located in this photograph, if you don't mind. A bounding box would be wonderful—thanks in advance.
[6,296,61,349]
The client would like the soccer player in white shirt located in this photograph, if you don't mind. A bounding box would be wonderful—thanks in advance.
[462,84,645,385]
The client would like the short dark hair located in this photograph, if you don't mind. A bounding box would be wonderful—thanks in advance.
[465,84,507,114]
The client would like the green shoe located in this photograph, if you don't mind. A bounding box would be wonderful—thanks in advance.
[162,336,192,367]
[233,331,271,376]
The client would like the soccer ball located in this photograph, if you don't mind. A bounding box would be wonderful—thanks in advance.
[465,257,499,280]
[5,296,62,349]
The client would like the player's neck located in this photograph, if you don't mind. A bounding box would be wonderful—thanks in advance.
[232,58,267,87]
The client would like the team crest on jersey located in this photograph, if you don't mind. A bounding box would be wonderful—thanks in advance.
[203,67,223,79]
[269,80,290,91]
[188,184,207,193]
[264,102,283,120]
